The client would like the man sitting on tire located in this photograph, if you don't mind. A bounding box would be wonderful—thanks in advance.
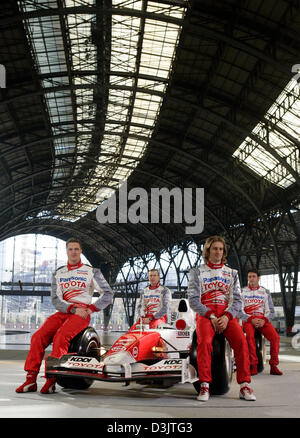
[239,268,282,376]
[16,237,114,394]
[188,235,256,402]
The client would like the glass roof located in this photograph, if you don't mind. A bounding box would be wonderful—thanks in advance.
[233,78,300,189]
[19,0,187,221]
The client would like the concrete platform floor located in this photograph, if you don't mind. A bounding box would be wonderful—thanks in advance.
[0,357,299,418]
[0,333,299,420]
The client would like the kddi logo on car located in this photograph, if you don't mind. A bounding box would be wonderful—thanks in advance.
[65,356,103,370]
[144,359,182,371]
[69,356,92,362]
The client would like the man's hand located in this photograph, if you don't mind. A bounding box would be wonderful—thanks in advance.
[217,315,229,333]
[210,317,220,332]
[74,307,90,319]
[251,318,265,328]
[141,317,151,324]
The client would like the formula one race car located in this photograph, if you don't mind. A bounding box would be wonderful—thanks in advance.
[46,299,234,395]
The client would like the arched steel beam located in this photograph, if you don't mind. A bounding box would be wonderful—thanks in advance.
[0,81,164,109]
[0,223,118,264]
[186,22,293,75]
[0,158,247,248]
[0,200,139,259]
[167,91,300,187]
[0,130,284,223]
[0,169,189,254]
[11,5,185,26]
[192,1,300,52]
[205,88,300,155]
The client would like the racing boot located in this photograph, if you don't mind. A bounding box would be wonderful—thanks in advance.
[40,377,56,394]
[270,365,283,375]
[197,382,210,402]
[250,364,258,375]
[16,372,38,393]
[239,383,256,401]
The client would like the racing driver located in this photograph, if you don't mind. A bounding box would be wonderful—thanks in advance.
[239,268,282,376]
[16,237,114,394]
[188,235,256,402]
[134,269,171,329]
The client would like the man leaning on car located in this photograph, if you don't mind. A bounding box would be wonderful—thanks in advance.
[16,237,114,394]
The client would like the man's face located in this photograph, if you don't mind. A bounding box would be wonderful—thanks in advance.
[208,241,224,263]
[148,270,160,286]
[66,242,82,264]
[248,272,259,288]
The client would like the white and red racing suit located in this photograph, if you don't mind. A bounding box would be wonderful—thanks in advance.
[239,285,280,366]
[133,283,171,329]
[24,259,114,373]
[188,260,251,384]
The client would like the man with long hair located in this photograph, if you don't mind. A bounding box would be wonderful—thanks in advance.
[188,235,256,402]
[16,237,114,394]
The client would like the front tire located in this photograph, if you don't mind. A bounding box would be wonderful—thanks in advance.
[190,331,233,395]
[56,327,101,390]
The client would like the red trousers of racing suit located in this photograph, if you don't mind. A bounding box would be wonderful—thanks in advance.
[243,320,280,366]
[196,314,251,384]
[24,311,90,373]
[130,314,167,330]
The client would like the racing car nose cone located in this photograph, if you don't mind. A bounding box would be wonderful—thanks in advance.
[104,350,134,365]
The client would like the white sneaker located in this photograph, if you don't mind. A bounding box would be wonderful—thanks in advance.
[197,382,210,402]
[239,383,256,401]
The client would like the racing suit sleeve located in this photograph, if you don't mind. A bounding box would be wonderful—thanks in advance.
[264,288,275,322]
[239,289,251,322]
[222,269,242,320]
[88,268,114,312]
[51,271,72,313]
[153,287,171,320]
[187,268,214,318]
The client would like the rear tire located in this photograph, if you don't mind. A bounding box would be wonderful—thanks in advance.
[255,330,265,373]
[56,327,101,390]
[190,331,233,395]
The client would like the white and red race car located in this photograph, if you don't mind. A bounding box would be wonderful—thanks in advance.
[46,299,234,395]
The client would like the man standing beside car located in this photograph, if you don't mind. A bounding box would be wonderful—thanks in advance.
[239,268,282,376]
[16,237,114,394]
[188,235,256,402]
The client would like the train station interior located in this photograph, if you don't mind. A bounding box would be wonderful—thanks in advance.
[0,0,299,423]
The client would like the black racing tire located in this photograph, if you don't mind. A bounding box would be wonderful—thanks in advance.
[190,331,233,395]
[56,327,101,390]
[255,329,265,373]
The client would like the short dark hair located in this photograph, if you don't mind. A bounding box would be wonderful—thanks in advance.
[247,267,260,277]
[66,237,82,248]
[149,268,159,275]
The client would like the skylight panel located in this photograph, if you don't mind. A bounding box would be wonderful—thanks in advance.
[233,79,300,188]
[19,0,187,220]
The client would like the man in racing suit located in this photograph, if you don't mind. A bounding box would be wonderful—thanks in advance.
[239,268,282,376]
[16,237,114,394]
[134,269,171,329]
[188,235,256,402]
